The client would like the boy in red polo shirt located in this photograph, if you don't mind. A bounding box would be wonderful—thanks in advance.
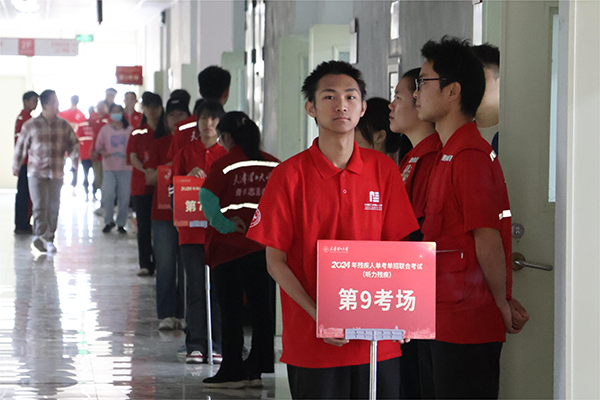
[247,61,419,399]
[414,37,527,398]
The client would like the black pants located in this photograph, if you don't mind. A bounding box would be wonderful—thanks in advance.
[81,159,93,194]
[287,357,401,399]
[179,244,221,355]
[418,340,503,399]
[212,250,274,379]
[132,194,154,273]
[15,164,31,230]
[400,340,421,399]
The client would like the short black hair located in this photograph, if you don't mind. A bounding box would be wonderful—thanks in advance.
[71,95,79,105]
[39,90,56,106]
[471,43,500,79]
[193,99,205,116]
[170,89,191,106]
[141,92,162,108]
[23,91,38,102]
[106,88,117,94]
[421,36,485,118]
[302,61,367,103]
[125,91,137,98]
[196,100,225,121]
[401,68,421,95]
[198,66,231,100]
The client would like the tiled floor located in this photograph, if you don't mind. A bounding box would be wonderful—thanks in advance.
[0,187,290,399]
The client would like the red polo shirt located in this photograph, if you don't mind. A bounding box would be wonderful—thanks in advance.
[167,116,198,160]
[171,140,227,245]
[399,133,441,220]
[58,108,87,130]
[126,125,155,196]
[125,110,143,129]
[246,138,419,368]
[145,133,174,221]
[204,145,280,268]
[15,109,32,165]
[422,122,512,345]
[75,121,94,160]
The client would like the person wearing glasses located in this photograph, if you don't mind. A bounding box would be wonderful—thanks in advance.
[413,37,526,399]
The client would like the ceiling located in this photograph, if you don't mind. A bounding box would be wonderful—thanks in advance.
[0,0,172,33]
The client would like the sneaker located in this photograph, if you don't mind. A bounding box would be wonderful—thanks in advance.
[32,237,47,252]
[245,373,263,389]
[202,372,246,389]
[176,344,187,357]
[102,222,115,233]
[46,242,57,253]
[186,351,205,364]
[137,268,151,277]
[211,352,223,364]
[117,226,127,234]
[158,317,178,330]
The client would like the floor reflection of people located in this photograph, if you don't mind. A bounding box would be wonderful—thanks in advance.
[12,254,76,397]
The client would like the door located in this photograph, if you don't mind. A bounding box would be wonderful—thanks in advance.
[496,1,558,398]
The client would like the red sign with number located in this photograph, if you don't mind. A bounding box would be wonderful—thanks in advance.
[116,66,143,85]
[316,240,436,339]
[157,165,172,210]
[173,176,207,227]
[18,39,35,57]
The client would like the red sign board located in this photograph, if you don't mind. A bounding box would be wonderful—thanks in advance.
[116,66,143,85]
[18,39,35,57]
[173,176,207,228]
[157,165,172,210]
[316,240,436,340]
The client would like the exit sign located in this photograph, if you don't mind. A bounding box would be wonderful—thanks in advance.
[76,34,94,43]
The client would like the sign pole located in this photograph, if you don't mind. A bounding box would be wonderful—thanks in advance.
[205,265,214,365]
[370,339,377,400]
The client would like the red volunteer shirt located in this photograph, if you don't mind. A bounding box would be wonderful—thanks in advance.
[167,116,198,160]
[89,115,110,161]
[145,133,174,220]
[204,145,280,267]
[422,122,512,344]
[247,139,419,368]
[15,109,32,165]
[126,125,155,196]
[125,110,143,129]
[171,140,227,245]
[58,108,87,130]
[75,122,94,160]
[399,133,441,220]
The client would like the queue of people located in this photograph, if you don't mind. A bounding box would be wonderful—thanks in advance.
[11,37,530,399]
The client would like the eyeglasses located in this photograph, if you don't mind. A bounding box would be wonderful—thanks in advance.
[415,77,448,91]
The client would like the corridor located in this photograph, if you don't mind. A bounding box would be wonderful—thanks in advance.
[0,188,287,399]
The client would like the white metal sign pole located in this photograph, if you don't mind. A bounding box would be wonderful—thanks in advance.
[205,265,214,365]
[370,339,378,400]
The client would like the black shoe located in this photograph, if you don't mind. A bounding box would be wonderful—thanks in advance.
[102,222,115,233]
[245,373,263,388]
[117,226,127,234]
[202,371,246,389]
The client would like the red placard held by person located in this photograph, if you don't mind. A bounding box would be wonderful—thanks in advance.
[157,165,172,210]
[173,176,207,228]
[316,240,436,340]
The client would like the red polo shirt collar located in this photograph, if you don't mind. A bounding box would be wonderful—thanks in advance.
[308,138,364,180]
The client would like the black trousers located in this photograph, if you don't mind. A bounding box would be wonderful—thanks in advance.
[15,164,31,230]
[179,244,221,355]
[212,250,274,378]
[81,159,93,194]
[132,194,154,273]
[287,356,401,399]
[418,340,503,399]
[400,339,422,399]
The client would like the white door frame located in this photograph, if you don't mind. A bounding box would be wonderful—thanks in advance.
[555,1,600,398]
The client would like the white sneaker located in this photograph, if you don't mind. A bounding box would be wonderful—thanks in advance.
[32,237,47,252]
[46,242,57,253]
[158,317,177,330]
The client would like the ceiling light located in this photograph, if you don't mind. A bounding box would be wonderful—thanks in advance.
[11,0,39,14]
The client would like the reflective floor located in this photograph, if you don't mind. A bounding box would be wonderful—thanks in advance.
[0,187,290,399]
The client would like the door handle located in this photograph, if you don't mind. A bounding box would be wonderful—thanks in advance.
[512,252,553,271]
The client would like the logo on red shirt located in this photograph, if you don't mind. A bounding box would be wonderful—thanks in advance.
[250,209,262,228]
[365,191,383,211]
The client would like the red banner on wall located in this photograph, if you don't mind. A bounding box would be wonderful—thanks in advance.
[18,39,35,57]
[157,165,172,210]
[316,240,436,340]
[173,176,207,228]
[116,66,143,85]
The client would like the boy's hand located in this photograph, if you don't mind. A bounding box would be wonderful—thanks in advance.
[323,338,349,347]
